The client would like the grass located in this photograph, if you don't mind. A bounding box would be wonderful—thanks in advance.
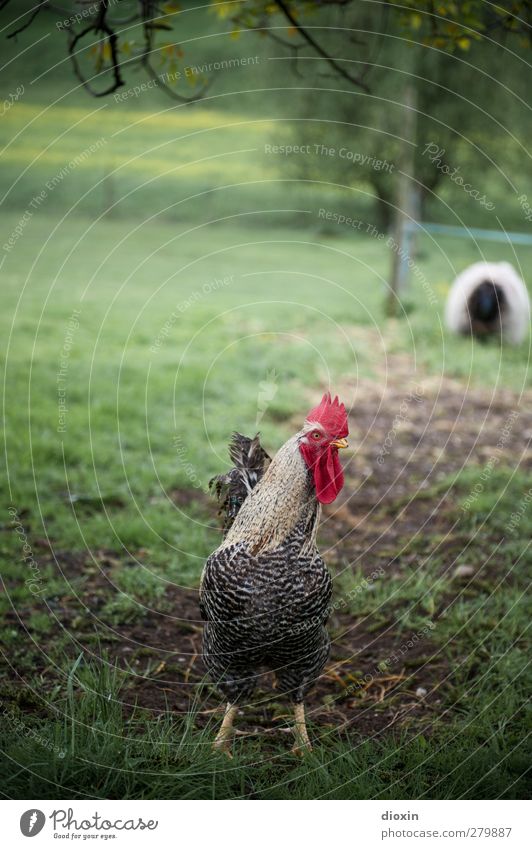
[2,213,531,584]
[1,2,531,799]
[1,528,529,802]
[1,214,531,797]
[1,467,529,800]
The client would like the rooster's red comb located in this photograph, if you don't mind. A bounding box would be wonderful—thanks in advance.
[305,392,348,437]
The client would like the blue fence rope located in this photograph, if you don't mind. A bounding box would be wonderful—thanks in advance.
[408,221,532,246]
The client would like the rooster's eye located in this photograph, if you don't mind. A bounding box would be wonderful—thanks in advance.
[312,431,322,440]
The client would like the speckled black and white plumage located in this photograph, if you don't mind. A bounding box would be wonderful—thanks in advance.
[200,431,334,705]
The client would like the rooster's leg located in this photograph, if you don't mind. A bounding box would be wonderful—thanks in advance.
[291,702,312,755]
[213,703,238,756]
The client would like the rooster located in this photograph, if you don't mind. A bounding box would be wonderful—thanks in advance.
[445,261,530,344]
[200,393,349,755]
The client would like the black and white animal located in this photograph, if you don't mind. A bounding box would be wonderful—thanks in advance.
[201,393,349,755]
[445,261,530,344]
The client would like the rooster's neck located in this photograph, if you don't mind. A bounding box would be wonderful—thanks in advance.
[220,433,319,556]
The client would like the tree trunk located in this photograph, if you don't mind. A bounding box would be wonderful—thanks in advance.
[386,83,418,317]
[373,184,393,232]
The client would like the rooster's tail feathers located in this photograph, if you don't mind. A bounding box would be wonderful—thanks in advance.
[209,432,271,534]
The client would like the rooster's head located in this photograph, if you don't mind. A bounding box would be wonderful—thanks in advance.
[299,392,349,504]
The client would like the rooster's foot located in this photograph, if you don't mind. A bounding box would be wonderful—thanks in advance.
[212,703,238,758]
[291,702,312,755]
[291,740,313,756]
[212,737,233,758]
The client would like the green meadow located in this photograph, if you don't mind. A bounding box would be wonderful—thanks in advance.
[0,3,530,800]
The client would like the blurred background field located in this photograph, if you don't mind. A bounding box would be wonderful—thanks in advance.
[0,0,531,799]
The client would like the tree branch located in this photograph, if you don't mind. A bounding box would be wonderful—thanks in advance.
[67,13,124,98]
[274,0,370,91]
[138,1,213,104]
[6,0,46,39]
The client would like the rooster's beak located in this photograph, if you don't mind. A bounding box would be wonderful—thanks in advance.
[330,438,348,450]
